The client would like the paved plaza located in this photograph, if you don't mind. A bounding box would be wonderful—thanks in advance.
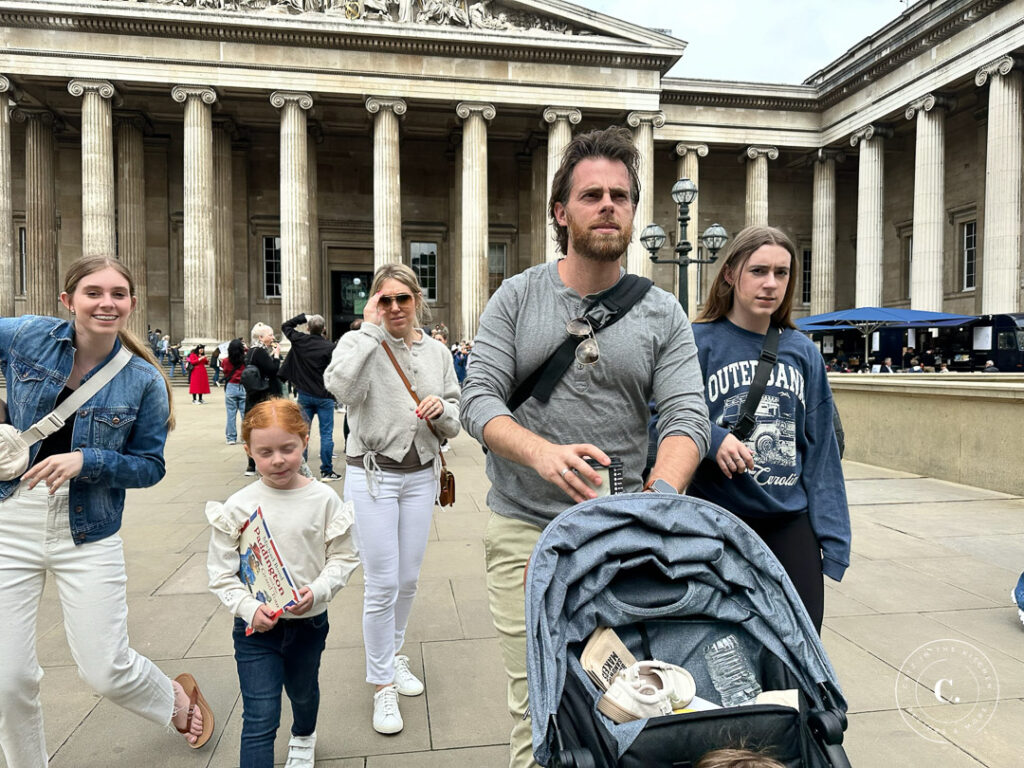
[4,387,1023,768]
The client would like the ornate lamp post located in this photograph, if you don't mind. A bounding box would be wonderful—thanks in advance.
[640,178,729,315]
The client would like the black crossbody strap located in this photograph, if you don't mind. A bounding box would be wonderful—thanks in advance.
[730,326,781,441]
[506,275,653,412]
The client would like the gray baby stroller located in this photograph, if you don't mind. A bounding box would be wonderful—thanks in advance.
[525,492,852,768]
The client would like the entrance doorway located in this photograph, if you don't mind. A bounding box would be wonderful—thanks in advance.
[331,270,373,339]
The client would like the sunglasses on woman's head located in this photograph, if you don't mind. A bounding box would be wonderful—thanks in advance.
[378,293,416,309]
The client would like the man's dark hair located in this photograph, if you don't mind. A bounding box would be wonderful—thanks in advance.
[547,125,641,256]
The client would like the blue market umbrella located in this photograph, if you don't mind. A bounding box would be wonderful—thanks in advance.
[796,307,976,367]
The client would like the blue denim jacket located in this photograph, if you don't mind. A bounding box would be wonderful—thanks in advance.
[0,315,170,544]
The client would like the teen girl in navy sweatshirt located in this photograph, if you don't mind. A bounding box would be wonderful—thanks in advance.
[689,225,850,632]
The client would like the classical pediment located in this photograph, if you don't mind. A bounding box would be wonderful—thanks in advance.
[76,0,682,48]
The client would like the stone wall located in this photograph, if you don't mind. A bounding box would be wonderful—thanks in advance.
[831,374,1024,495]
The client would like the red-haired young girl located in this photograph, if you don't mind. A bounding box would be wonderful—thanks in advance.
[206,399,359,768]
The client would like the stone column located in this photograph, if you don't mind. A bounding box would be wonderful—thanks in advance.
[850,124,891,307]
[0,76,13,317]
[530,139,547,266]
[213,119,236,340]
[976,56,1023,313]
[906,94,953,312]
[675,143,708,317]
[69,79,117,259]
[811,150,838,315]
[271,91,313,326]
[171,85,218,344]
[308,123,322,313]
[14,109,58,315]
[456,102,494,340]
[743,146,778,227]
[366,96,406,270]
[115,114,147,340]
[543,106,581,262]
[626,111,665,278]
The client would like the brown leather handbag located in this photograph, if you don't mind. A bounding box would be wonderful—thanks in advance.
[380,341,455,507]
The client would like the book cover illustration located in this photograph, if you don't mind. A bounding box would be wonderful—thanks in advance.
[238,506,301,635]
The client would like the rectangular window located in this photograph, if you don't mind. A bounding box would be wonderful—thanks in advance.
[488,243,507,296]
[962,220,976,291]
[410,242,438,302]
[18,226,26,295]
[262,235,281,299]
[801,248,812,305]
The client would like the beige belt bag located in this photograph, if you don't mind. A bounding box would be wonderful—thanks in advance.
[0,348,132,482]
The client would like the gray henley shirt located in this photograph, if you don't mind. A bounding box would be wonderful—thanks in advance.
[460,260,710,529]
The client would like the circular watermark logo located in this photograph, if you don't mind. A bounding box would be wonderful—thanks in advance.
[895,639,999,742]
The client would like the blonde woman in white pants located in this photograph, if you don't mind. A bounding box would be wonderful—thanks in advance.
[325,263,460,735]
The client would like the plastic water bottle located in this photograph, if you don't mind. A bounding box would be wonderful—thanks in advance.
[702,634,762,707]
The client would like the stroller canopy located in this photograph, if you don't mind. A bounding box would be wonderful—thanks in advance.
[525,492,847,766]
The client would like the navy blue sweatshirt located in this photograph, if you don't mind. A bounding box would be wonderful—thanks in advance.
[689,318,850,581]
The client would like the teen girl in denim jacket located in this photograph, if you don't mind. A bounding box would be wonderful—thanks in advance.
[0,256,214,767]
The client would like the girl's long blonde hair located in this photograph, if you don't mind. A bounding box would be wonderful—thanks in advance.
[63,256,175,430]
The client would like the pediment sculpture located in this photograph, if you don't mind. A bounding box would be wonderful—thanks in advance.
[145,0,583,34]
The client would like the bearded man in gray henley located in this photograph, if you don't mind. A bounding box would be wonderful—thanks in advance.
[460,126,710,768]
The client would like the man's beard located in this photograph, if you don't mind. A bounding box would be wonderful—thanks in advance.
[566,213,632,262]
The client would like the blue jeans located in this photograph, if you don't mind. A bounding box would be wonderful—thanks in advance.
[232,613,329,768]
[297,391,335,474]
[225,382,246,442]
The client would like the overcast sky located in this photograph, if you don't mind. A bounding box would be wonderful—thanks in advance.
[571,0,909,84]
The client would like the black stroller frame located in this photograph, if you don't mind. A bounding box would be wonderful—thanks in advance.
[525,493,852,768]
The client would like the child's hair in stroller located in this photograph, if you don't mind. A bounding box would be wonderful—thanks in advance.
[695,747,786,768]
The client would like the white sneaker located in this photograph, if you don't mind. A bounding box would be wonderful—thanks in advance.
[372,685,403,734]
[393,654,424,696]
[597,674,673,723]
[623,660,696,710]
[597,660,696,723]
[284,732,316,768]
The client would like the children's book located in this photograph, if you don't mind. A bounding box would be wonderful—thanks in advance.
[238,506,300,635]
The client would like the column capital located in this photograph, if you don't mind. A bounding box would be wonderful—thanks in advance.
[626,110,665,129]
[812,148,846,165]
[68,79,118,101]
[542,106,581,125]
[213,115,242,140]
[10,106,60,129]
[456,102,496,121]
[365,96,407,116]
[114,110,153,135]
[675,142,708,158]
[905,93,956,120]
[0,75,10,94]
[270,91,313,110]
[171,85,217,105]
[975,55,1022,87]
[849,123,893,147]
[741,146,779,162]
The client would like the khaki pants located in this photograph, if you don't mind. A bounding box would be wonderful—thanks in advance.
[484,512,544,768]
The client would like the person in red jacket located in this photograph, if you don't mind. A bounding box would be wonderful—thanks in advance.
[187,344,210,404]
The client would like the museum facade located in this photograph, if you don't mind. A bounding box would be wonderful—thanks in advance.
[1,0,1023,343]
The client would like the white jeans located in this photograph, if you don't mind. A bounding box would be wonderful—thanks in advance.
[0,483,174,768]
[344,465,436,685]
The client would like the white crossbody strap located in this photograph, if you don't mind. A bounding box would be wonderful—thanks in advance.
[21,346,134,445]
